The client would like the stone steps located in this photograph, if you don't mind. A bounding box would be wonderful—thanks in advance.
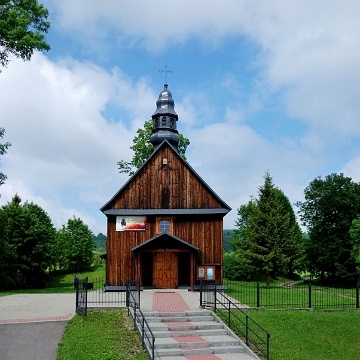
[142,309,259,359]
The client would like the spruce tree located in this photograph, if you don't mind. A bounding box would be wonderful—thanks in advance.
[236,172,300,287]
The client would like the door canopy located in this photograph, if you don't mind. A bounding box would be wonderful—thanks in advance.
[132,233,199,253]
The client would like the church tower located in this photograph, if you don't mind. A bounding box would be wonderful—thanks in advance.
[150,84,180,151]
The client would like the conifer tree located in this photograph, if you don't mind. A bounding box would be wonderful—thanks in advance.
[234,172,301,287]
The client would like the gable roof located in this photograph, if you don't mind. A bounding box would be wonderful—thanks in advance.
[132,232,200,252]
[100,139,231,214]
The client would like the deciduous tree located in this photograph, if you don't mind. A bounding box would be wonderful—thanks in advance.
[118,119,190,175]
[297,173,360,284]
[56,217,95,272]
[0,127,11,189]
[0,0,50,68]
[0,194,56,289]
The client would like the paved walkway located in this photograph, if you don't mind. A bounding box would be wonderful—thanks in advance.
[140,289,202,312]
[0,290,229,360]
[0,290,202,324]
[0,293,75,324]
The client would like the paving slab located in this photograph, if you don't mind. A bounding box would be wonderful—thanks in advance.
[0,293,75,324]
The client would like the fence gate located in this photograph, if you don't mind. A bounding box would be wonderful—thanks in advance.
[200,280,216,308]
[76,277,88,317]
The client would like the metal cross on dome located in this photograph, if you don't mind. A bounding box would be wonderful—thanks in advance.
[159,65,173,85]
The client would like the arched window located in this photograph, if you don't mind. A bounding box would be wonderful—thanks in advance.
[160,220,170,233]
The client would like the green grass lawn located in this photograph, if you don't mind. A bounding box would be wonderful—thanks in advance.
[57,309,149,360]
[247,310,360,360]
[225,279,358,309]
[0,263,106,296]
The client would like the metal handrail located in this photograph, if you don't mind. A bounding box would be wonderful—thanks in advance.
[126,280,155,360]
[201,283,270,360]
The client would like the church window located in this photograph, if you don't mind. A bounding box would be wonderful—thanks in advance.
[160,220,170,233]
[162,116,167,126]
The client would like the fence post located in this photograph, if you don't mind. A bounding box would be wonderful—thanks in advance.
[228,299,231,327]
[257,282,260,308]
[214,282,217,313]
[137,278,141,308]
[125,279,129,308]
[75,279,79,312]
[308,282,312,309]
[200,279,203,307]
[356,283,359,309]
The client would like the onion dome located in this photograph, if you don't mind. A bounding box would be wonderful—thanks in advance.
[150,84,180,151]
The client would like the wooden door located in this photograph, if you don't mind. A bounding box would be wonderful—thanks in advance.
[153,252,178,288]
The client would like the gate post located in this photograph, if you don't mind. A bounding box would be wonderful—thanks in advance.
[356,283,359,309]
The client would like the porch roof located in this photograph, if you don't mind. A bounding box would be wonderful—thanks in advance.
[132,232,200,253]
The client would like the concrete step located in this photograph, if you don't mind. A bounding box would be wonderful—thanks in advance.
[154,334,241,349]
[150,320,225,331]
[143,310,208,318]
[143,310,260,359]
[152,328,229,338]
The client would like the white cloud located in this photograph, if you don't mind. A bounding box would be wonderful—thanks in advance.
[0,54,156,233]
[342,156,360,183]
[45,0,360,138]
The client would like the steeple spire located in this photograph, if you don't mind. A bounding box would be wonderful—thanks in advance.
[150,83,180,151]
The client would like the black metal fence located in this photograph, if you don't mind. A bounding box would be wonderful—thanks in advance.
[126,279,155,360]
[201,281,270,360]
[75,277,88,316]
[224,279,360,310]
[75,277,130,316]
[86,278,127,308]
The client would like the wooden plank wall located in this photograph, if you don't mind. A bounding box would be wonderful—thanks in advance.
[106,216,224,286]
[107,144,224,211]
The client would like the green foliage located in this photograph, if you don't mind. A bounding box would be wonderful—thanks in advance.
[349,218,360,279]
[233,172,304,287]
[297,173,360,284]
[0,194,56,289]
[223,229,233,252]
[56,217,95,272]
[118,119,190,175]
[223,252,251,280]
[0,127,11,188]
[0,0,50,68]
[92,232,106,252]
[274,188,306,276]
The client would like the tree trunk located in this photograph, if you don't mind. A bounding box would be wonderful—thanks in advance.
[266,270,271,288]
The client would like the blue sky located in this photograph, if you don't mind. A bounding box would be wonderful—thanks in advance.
[1,0,359,234]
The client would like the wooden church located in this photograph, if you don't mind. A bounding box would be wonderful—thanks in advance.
[101,83,231,290]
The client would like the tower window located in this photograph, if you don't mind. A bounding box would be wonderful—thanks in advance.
[162,116,167,126]
[170,118,175,129]
[160,220,170,233]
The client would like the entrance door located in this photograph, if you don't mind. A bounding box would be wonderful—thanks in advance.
[153,252,178,288]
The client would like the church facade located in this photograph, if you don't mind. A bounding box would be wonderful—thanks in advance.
[101,84,230,290]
